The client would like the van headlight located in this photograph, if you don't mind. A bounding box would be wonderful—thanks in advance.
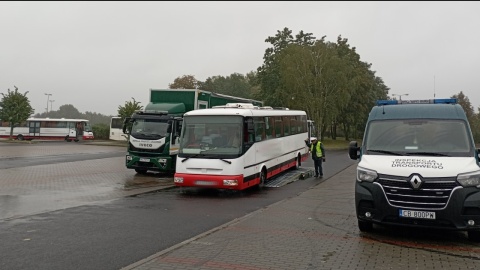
[357,167,377,182]
[457,171,480,188]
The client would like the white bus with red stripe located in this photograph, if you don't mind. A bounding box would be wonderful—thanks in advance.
[174,103,310,190]
[0,117,94,141]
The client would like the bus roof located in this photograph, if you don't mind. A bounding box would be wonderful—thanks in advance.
[184,106,307,117]
[27,118,90,122]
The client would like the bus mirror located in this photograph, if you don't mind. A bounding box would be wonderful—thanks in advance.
[349,141,360,160]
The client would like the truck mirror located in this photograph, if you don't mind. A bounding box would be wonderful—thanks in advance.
[349,141,360,160]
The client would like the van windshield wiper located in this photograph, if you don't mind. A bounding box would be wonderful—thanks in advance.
[408,152,450,157]
[367,149,402,156]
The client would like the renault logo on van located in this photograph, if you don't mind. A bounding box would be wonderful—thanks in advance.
[410,175,423,190]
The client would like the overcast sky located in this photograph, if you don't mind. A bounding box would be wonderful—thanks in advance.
[1,1,479,116]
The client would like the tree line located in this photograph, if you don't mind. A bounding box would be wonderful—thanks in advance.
[1,27,479,142]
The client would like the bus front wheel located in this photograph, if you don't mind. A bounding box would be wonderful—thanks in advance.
[17,134,24,141]
[258,168,267,189]
[295,154,301,169]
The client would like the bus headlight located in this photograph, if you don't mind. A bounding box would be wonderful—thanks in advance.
[357,167,377,182]
[457,171,480,188]
[174,177,184,183]
[223,179,238,186]
[126,155,132,161]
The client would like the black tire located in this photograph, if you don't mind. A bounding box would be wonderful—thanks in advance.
[258,168,267,189]
[17,134,24,141]
[74,139,79,142]
[295,154,301,169]
[358,220,373,232]
[468,230,480,242]
[135,169,148,174]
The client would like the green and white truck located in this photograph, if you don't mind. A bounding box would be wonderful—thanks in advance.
[123,89,263,174]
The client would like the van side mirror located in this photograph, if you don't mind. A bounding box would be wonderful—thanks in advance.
[349,141,360,160]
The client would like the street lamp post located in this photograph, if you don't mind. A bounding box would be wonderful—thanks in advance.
[392,93,409,101]
[49,100,55,112]
[45,93,52,113]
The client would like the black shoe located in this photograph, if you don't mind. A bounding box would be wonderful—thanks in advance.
[319,175,323,178]
[314,174,319,178]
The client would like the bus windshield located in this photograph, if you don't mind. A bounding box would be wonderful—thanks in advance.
[179,115,243,158]
[84,122,93,132]
[364,119,473,157]
[130,119,170,139]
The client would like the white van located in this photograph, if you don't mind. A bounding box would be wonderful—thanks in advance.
[349,98,480,241]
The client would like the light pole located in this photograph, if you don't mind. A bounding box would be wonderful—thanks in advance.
[49,100,55,112]
[392,93,409,101]
[45,93,52,113]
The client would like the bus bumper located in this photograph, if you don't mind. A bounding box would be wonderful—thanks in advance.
[174,173,245,190]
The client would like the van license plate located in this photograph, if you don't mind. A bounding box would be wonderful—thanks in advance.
[139,158,150,162]
[399,209,436,219]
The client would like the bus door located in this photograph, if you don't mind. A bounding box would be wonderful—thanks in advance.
[29,121,40,137]
[75,122,84,140]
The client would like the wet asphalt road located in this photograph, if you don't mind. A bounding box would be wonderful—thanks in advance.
[0,141,356,270]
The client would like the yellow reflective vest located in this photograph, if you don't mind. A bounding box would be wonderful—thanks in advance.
[310,141,323,158]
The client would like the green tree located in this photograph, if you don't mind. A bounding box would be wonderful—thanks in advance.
[452,91,478,144]
[256,27,316,107]
[169,75,199,89]
[56,104,82,118]
[257,27,388,140]
[0,86,34,139]
[117,97,143,119]
[198,73,254,99]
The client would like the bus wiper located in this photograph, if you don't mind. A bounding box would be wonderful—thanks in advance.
[408,152,450,157]
[181,154,205,162]
[367,149,402,156]
[220,159,232,164]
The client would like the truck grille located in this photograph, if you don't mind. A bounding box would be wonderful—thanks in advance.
[129,143,165,154]
[377,175,461,210]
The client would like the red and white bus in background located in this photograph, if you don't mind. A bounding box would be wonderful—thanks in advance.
[174,103,311,190]
[0,117,94,142]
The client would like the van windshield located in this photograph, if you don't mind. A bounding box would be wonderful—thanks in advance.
[364,119,473,157]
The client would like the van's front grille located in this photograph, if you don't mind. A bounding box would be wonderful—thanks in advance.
[377,175,461,210]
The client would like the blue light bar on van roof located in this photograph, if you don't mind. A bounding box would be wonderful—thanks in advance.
[376,98,457,106]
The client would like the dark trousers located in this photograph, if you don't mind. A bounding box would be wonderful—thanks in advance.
[313,158,323,176]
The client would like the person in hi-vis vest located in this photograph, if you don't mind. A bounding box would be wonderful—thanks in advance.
[304,138,326,178]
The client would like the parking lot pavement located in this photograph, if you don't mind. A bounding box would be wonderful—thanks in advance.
[123,163,480,270]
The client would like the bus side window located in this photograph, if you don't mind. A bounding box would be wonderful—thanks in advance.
[254,117,265,142]
[245,118,255,144]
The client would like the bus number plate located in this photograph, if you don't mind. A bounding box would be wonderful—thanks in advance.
[196,180,215,186]
[139,158,150,162]
[399,209,435,219]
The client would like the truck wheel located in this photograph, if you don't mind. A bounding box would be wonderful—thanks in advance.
[358,220,373,232]
[135,169,148,174]
[468,230,480,242]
